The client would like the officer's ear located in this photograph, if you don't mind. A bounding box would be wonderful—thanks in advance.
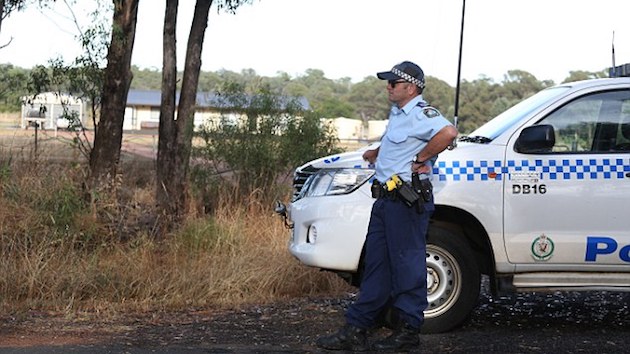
[408,83,421,95]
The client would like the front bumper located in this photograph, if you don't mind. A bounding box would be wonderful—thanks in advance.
[281,186,373,272]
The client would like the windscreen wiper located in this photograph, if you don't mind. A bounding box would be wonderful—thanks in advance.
[458,135,493,143]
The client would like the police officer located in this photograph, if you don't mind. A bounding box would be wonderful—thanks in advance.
[316,61,458,351]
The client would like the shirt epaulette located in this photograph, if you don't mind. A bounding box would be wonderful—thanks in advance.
[416,101,441,118]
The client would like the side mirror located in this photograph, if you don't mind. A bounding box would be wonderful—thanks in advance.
[514,124,555,153]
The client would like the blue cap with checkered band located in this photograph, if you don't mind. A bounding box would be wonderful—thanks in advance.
[377,61,425,88]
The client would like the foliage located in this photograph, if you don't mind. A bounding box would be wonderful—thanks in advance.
[192,82,342,206]
[136,65,606,135]
[17,2,111,160]
[215,0,254,14]
[2,61,611,136]
[424,77,456,119]
[66,0,111,129]
[1,0,27,19]
[562,69,608,83]
[1,0,55,19]
[0,64,28,111]
[0,156,348,313]
[346,76,389,122]
[0,160,89,244]
[0,154,11,182]
[38,174,85,232]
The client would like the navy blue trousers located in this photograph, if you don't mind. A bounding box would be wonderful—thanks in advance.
[346,197,433,330]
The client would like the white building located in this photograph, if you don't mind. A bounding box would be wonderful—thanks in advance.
[325,117,364,141]
[367,120,387,140]
[21,92,84,130]
[325,117,388,142]
[124,90,311,131]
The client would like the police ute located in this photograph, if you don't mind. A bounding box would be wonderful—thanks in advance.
[275,66,630,334]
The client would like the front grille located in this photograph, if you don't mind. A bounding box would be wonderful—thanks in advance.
[292,164,319,201]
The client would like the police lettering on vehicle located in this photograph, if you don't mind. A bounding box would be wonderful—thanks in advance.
[585,236,630,262]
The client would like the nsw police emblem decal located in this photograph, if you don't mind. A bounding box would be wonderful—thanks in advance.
[531,234,554,261]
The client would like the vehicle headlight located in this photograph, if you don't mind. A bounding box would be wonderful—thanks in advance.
[301,168,375,197]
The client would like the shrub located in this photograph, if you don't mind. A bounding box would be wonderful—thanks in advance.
[192,82,342,209]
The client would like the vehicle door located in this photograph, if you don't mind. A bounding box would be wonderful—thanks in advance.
[504,89,630,269]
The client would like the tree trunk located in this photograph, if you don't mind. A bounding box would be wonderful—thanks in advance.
[87,0,139,194]
[156,0,179,224]
[157,0,212,226]
[0,1,5,35]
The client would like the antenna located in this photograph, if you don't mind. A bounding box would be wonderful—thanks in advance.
[609,31,630,77]
[450,0,466,150]
[612,31,616,77]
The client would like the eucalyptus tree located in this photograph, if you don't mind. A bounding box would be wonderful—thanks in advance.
[423,77,456,120]
[0,0,26,44]
[156,0,254,227]
[347,76,389,124]
[562,69,607,84]
[87,0,139,196]
[0,64,28,111]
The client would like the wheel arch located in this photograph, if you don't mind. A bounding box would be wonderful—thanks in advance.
[338,205,498,293]
[431,205,497,292]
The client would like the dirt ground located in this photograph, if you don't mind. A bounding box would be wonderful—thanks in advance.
[1,281,629,353]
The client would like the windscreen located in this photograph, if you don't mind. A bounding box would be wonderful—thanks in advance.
[469,86,571,141]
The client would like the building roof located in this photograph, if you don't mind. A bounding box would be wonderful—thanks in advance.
[126,89,310,111]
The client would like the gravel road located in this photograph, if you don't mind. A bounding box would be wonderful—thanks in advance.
[1,279,629,353]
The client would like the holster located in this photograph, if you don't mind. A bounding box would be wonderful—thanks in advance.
[412,173,433,203]
[397,183,420,208]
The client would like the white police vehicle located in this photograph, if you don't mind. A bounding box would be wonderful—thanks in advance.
[276,67,630,334]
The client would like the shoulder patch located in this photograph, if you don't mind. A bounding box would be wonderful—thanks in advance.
[423,107,441,118]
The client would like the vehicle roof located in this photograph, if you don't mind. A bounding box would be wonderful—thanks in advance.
[556,77,630,90]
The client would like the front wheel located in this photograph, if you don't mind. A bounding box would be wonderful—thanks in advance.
[422,226,480,334]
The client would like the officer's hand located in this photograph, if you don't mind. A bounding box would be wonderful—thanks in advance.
[412,161,431,174]
[363,149,378,164]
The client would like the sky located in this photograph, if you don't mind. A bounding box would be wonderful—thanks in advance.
[1,0,630,87]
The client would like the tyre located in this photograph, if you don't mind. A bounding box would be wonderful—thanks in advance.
[422,226,480,334]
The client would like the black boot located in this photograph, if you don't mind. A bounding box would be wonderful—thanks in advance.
[372,322,419,351]
[316,324,369,351]
[375,304,401,330]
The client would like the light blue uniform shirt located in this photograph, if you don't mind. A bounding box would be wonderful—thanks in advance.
[375,95,452,183]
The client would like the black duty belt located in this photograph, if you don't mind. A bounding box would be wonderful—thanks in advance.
[372,178,432,214]
[371,180,400,200]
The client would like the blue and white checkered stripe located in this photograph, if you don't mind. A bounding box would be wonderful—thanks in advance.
[434,158,630,182]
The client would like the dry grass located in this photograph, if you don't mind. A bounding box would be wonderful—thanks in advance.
[0,146,351,316]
